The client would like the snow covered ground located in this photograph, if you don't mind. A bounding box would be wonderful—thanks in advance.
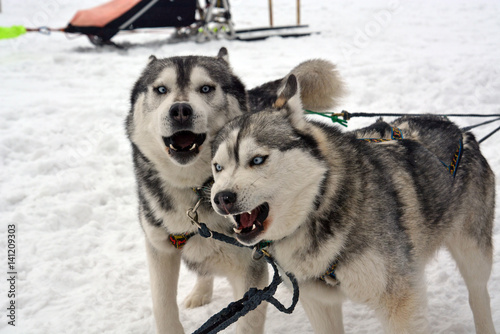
[1,0,499,333]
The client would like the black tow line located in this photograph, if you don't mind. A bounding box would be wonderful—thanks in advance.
[186,201,299,334]
[305,110,500,144]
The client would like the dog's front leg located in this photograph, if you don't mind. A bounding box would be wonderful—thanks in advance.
[300,281,345,334]
[227,261,268,334]
[146,239,184,334]
[376,285,430,334]
[184,275,214,308]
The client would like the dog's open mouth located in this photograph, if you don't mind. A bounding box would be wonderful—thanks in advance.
[232,203,269,243]
[162,131,206,163]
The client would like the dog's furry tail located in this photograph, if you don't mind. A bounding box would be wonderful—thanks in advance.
[248,59,344,113]
[290,59,345,111]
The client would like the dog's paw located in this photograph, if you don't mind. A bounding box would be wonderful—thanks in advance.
[183,275,214,309]
[183,290,212,309]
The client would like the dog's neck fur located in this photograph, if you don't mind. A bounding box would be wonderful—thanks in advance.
[266,122,366,282]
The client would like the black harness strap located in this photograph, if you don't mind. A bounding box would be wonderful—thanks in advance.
[479,125,500,144]
[462,117,500,131]
[309,110,500,144]
[341,111,500,120]
[192,250,299,334]
[184,207,300,334]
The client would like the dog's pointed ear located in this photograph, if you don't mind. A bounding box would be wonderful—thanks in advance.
[217,47,229,64]
[274,75,306,128]
[274,75,298,109]
[148,55,157,63]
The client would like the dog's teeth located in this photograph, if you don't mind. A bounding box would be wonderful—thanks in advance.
[247,211,252,215]
[169,144,177,151]
[189,143,197,151]
[233,227,242,234]
[251,224,256,231]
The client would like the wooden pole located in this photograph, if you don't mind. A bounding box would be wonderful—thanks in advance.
[268,0,273,27]
[297,0,300,25]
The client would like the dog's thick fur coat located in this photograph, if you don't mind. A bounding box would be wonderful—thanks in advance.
[125,49,344,333]
[210,75,496,333]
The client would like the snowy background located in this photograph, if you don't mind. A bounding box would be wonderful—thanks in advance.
[1,0,499,333]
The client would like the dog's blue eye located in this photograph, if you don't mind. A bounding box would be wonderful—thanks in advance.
[251,156,267,166]
[200,85,214,94]
[156,86,167,94]
[214,163,223,172]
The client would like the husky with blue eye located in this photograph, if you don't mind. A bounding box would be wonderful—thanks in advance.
[125,48,344,334]
[210,74,496,334]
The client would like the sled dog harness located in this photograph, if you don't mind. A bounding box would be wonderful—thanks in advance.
[359,127,464,177]
[320,260,340,284]
[167,178,214,249]
[359,126,404,142]
[168,232,195,249]
[184,203,300,334]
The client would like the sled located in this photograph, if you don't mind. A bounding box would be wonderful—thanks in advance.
[1,0,315,46]
[64,0,230,46]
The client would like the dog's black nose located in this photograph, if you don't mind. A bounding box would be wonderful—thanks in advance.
[214,191,237,212]
[169,103,193,125]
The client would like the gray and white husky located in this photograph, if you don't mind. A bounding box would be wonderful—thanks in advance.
[210,74,496,333]
[125,48,344,333]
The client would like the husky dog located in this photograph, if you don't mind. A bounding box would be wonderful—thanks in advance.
[210,75,496,334]
[125,49,344,333]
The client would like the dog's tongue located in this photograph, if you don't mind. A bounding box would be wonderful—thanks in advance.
[240,208,259,229]
[173,132,195,149]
